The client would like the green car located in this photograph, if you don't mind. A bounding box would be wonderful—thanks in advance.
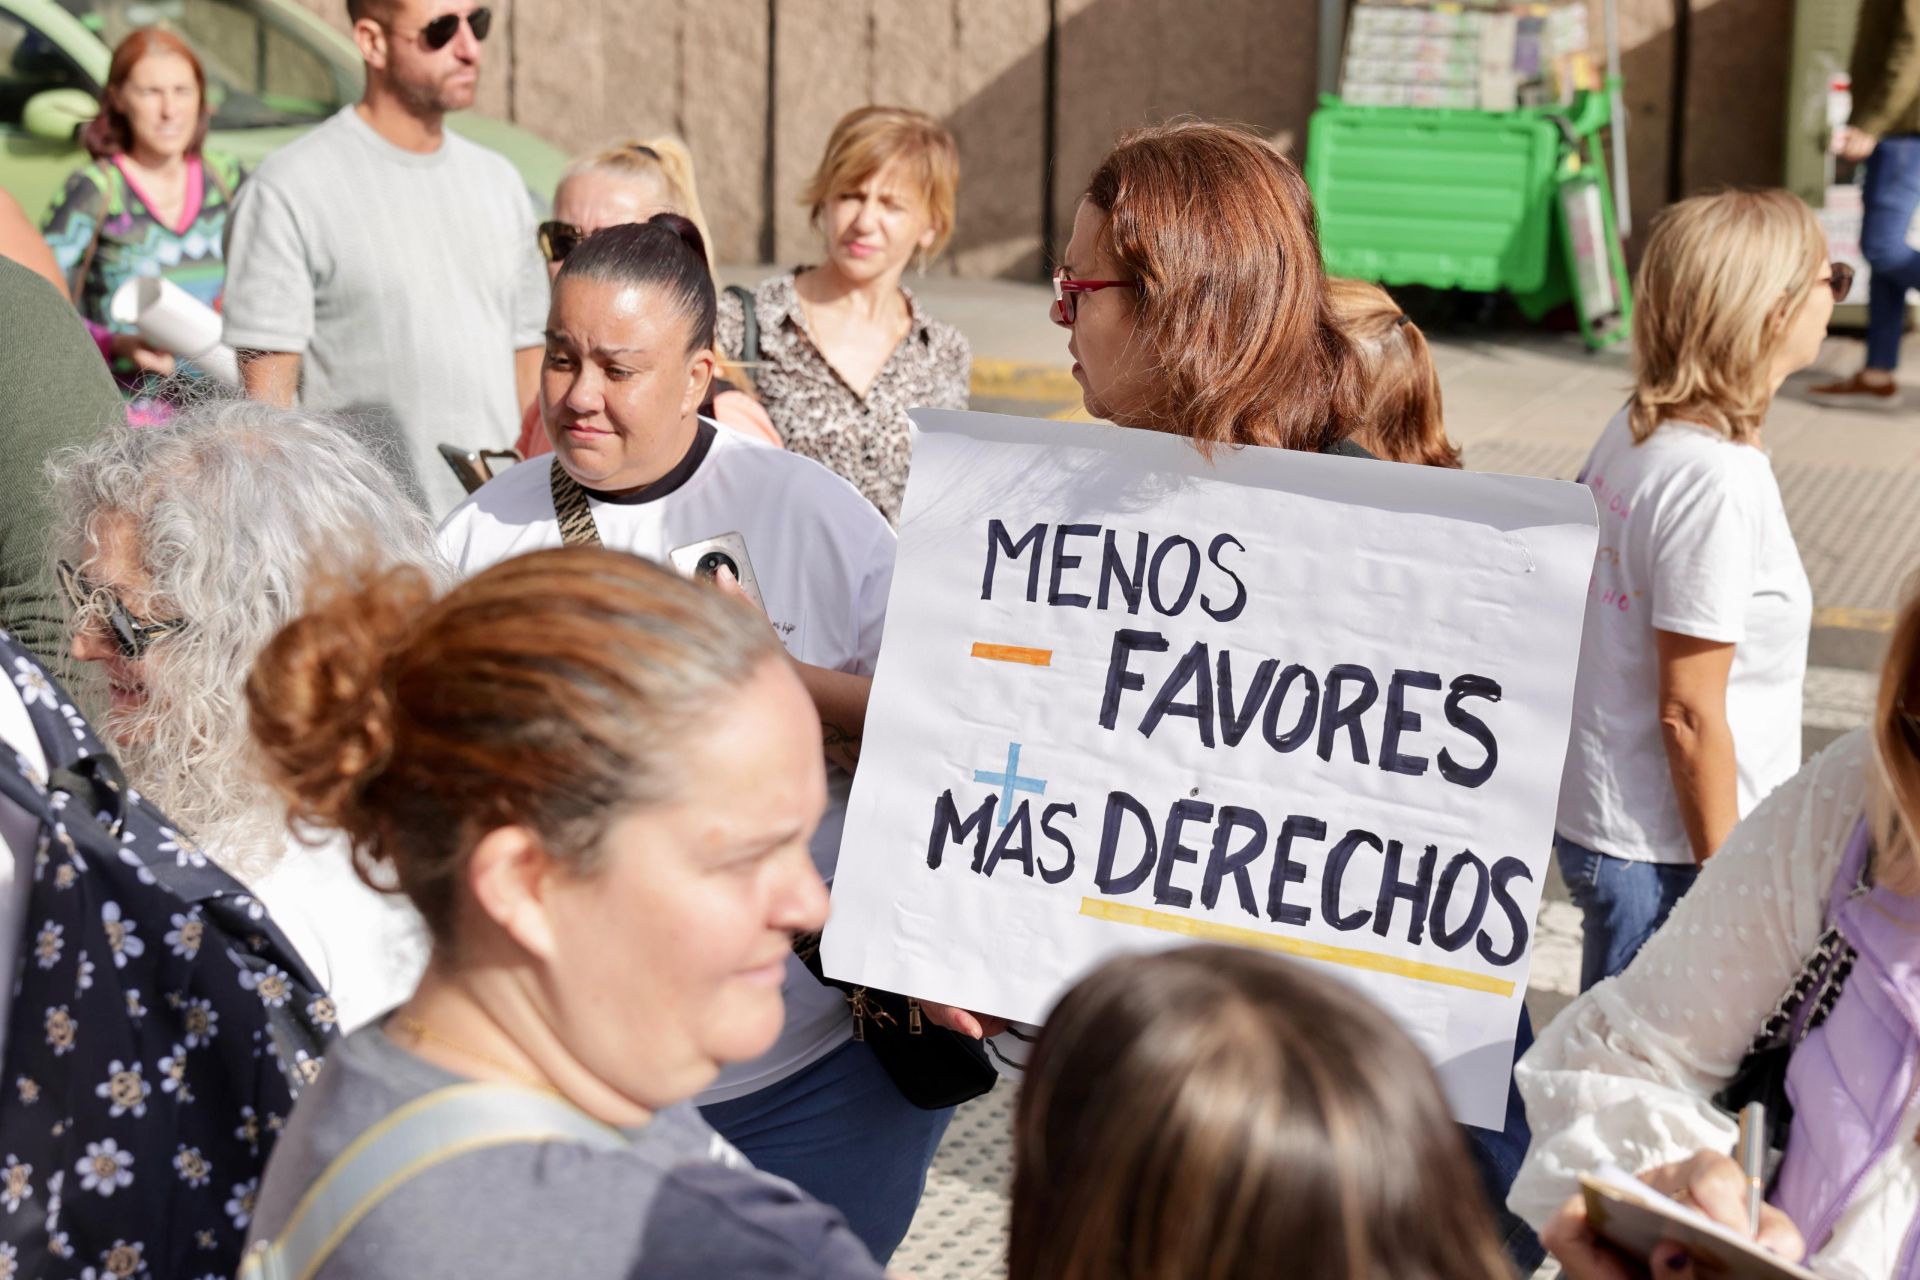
[0,0,564,220]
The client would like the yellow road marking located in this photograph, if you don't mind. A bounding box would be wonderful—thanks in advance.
[971,642,1053,666]
[1813,606,1895,633]
[1079,898,1516,996]
[970,358,1081,402]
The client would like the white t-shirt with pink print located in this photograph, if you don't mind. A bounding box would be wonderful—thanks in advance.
[1555,410,1811,864]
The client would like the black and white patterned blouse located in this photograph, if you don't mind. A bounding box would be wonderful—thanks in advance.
[717,271,971,525]
[0,630,331,1280]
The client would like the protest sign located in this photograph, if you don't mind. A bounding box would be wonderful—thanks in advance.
[822,409,1598,1127]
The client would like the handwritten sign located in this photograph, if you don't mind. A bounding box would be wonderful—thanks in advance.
[822,410,1598,1127]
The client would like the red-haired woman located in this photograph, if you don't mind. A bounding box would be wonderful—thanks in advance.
[1019,119,1542,1273]
[41,28,243,410]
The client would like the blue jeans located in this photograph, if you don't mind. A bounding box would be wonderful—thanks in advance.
[1463,1005,1546,1275]
[1557,835,1701,991]
[699,1038,954,1264]
[1863,135,1920,371]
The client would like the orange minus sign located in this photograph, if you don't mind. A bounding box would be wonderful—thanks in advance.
[970,642,1053,667]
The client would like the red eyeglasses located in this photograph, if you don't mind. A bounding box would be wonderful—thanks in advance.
[1051,268,1139,327]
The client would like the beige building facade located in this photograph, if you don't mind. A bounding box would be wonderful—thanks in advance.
[296,0,1795,277]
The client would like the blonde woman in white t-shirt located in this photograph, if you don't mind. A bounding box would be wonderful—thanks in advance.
[1555,190,1841,990]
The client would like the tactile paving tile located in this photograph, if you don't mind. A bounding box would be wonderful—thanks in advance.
[1462,440,1920,616]
[892,1086,1014,1280]
[1463,437,1590,482]
[1777,464,1920,613]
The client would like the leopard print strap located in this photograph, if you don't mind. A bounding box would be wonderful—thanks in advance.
[548,462,602,548]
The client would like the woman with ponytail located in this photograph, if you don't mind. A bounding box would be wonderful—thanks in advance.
[241,548,888,1279]
[1326,278,1463,469]
[440,214,946,1263]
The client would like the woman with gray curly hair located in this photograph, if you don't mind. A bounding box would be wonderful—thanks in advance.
[46,396,442,1031]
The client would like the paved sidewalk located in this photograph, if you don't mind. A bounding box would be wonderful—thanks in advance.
[711,267,1912,1279]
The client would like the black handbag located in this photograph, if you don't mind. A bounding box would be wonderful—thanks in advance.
[792,932,998,1111]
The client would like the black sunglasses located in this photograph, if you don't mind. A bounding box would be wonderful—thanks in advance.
[56,560,186,660]
[413,6,491,50]
[1824,261,1855,302]
[537,220,583,264]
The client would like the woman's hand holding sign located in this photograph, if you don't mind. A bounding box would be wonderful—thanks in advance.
[918,1002,1010,1040]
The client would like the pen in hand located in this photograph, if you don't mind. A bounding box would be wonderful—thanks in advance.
[1738,1102,1767,1238]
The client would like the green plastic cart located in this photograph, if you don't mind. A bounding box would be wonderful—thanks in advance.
[1305,84,1634,349]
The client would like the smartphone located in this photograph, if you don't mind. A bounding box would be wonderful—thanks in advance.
[437,443,523,494]
[668,532,765,610]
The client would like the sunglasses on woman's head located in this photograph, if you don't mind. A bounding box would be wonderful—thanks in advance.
[55,560,185,660]
[538,220,584,264]
[413,6,491,50]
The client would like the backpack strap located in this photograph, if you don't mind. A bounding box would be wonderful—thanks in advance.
[237,1082,625,1280]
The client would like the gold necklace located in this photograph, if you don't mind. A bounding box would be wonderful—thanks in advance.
[391,1013,556,1093]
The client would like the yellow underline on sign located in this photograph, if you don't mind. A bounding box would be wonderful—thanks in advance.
[1079,899,1516,996]
[1813,606,1894,633]
[971,642,1053,666]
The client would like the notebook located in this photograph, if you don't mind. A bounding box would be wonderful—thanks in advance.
[1580,1166,1820,1280]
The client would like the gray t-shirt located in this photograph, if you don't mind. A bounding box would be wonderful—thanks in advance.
[247,1024,885,1279]
[221,107,547,514]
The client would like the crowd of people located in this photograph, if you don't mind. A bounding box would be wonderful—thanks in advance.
[0,0,1913,1277]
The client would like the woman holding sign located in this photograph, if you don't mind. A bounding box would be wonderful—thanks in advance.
[1015,119,1542,1273]
[1554,191,1833,990]
[1512,575,1920,1280]
[1049,122,1369,454]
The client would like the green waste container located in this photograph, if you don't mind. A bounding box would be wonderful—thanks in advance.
[1305,86,1632,349]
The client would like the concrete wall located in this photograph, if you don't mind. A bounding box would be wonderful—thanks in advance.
[295,0,1798,276]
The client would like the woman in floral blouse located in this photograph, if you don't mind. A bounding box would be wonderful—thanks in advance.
[717,106,970,524]
[41,28,243,417]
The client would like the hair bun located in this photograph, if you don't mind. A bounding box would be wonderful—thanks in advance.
[648,211,709,271]
[247,566,435,837]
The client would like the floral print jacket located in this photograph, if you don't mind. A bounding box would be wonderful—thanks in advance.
[0,631,332,1280]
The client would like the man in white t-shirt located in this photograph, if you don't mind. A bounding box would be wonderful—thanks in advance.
[440,217,942,1264]
[223,0,546,515]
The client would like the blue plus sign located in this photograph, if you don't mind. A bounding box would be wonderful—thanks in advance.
[973,742,1047,827]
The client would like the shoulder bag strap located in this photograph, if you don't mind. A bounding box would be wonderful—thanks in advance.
[68,163,115,306]
[548,462,602,547]
[724,283,760,369]
[204,152,238,206]
[237,1082,624,1280]
[1747,815,1873,1051]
